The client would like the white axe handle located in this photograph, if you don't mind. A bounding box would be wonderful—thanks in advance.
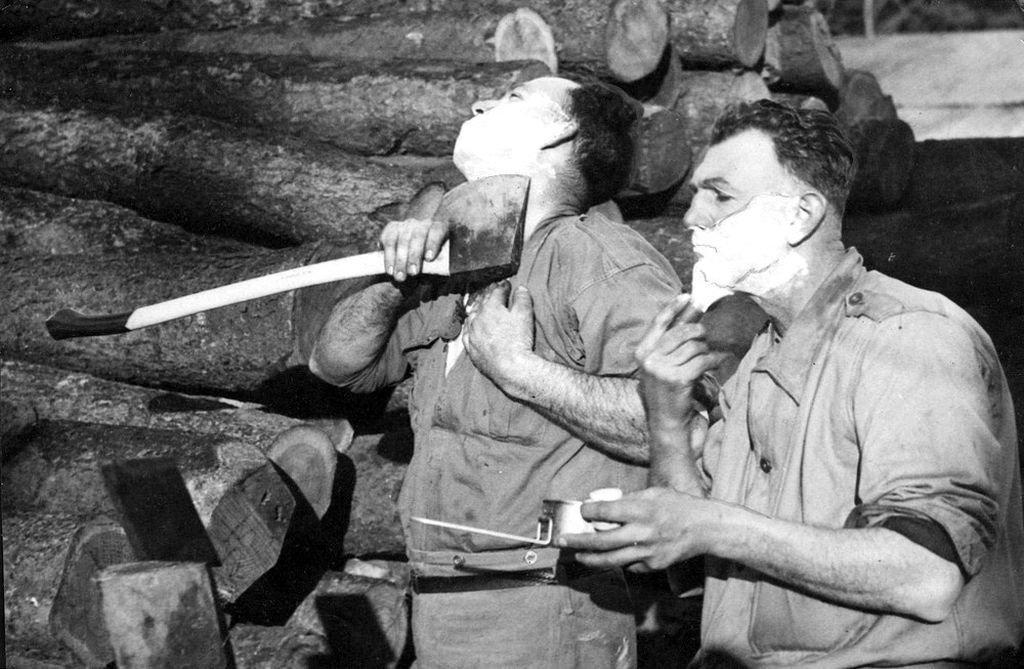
[46,245,449,339]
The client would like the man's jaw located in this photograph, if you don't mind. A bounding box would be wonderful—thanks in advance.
[690,263,734,311]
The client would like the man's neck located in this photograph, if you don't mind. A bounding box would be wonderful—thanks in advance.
[751,243,846,335]
[521,173,581,241]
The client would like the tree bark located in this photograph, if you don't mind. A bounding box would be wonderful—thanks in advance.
[0,1,387,41]
[845,118,915,213]
[664,0,769,69]
[18,12,504,62]
[2,46,547,157]
[5,0,615,65]
[762,4,844,100]
[670,70,771,154]
[0,101,448,247]
[0,186,249,257]
[0,361,312,454]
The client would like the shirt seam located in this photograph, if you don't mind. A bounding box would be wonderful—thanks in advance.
[566,262,664,306]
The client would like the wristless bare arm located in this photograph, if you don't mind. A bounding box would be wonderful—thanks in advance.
[711,504,965,622]
[502,355,650,464]
[308,282,406,386]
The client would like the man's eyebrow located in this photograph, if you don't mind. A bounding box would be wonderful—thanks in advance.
[696,177,731,190]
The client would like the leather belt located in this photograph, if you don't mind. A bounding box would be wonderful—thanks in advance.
[411,562,597,595]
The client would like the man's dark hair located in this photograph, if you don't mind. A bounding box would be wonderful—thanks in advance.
[711,99,856,215]
[565,82,642,207]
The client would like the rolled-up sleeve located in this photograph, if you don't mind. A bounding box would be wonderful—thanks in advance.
[344,294,462,394]
[847,312,1002,575]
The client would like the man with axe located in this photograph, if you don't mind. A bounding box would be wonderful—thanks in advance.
[308,76,682,667]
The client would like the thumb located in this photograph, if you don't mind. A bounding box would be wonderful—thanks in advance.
[485,279,512,306]
[510,285,534,318]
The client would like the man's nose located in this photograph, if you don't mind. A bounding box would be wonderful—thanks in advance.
[471,99,499,116]
[683,204,709,231]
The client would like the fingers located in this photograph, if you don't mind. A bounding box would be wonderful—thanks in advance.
[380,223,398,277]
[379,218,438,282]
[636,294,702,361]
[556,522,649,551]
[424,219,448,262]
[556,523,655,570]
[576,545,653,571]
[636,295,689,361]
[641,349,731,391]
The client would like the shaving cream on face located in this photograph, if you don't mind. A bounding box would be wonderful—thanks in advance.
[690,193,807,307]
[453,90,576,181]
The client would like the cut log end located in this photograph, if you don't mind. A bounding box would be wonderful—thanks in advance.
[668,0,769,69]
[494,8,557,74]
[732,0,771,67]
[847,118,916,213]
[98,561,229,669]
[605,0,670,83]
[49,519,135,668]
[267,425,338,520]
[763,5,844,97]
[836,69,897,128]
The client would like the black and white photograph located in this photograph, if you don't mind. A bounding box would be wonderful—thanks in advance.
[1,1,1022,666]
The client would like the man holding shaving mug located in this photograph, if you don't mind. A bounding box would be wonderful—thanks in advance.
[559,100,1024,667]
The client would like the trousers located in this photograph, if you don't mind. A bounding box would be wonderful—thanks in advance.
[410,571,637,669]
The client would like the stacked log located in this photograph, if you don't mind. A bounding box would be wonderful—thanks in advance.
[0,101,452,247]
[0,243,383,403]
[763,4,921,214]
[1,186,250,256]
[1,360,409,663]
[12,6,608,64]
[1,1,998,666]
[18,13,503,61]
[1,46,549,157]
[763,3,843,101]
[601,0,772,203]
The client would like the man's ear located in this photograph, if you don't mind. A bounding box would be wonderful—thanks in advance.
[540,120,579,150]
[787,191,828,246]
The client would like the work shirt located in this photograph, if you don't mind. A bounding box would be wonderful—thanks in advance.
[699,249,1024,667]
[348,211,681,576]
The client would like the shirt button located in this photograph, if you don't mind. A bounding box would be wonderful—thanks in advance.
[759,457,773,474]
[848,292,864,305]
[452,555,465,567]
[524,550,538,565]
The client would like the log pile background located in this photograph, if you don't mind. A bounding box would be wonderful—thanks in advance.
[2,1,1022,666]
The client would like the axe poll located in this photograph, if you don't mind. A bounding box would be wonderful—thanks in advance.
[45,175,529,340]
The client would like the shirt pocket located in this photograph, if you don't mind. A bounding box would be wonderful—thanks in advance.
[434,359,554,447]
[749,581,878,656]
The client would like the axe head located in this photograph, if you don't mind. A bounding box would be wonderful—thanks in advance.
[436,174,530,282]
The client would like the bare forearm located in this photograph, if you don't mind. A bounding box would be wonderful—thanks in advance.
[499,353,649,464]
[648,418,706,495]
[711,505,964,621]
[309,282,405,386]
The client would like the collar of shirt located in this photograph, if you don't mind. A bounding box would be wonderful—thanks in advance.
[751,249,866,403]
